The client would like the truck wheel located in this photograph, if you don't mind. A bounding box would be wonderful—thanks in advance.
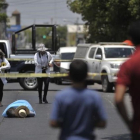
[19,71,38,90]
[101,75,113,92]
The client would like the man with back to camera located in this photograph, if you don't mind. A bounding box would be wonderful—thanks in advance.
[50,60,107,140]
[115,20,140,140]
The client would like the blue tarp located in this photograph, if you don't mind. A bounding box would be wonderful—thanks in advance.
[2,100,36,117]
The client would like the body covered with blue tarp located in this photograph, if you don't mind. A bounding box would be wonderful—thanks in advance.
[2,100,36,117]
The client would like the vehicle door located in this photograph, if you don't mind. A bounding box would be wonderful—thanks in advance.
[93,47,103,81]
[87,47,97,73]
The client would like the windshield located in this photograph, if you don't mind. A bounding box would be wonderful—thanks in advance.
[61,53,75,60]
[104,48,135,58]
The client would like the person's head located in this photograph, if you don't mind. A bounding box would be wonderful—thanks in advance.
[69,60,88,83]
[6,106,30,118]
[0,49,5,59]
[37,43,48,55]
[128,20,140,46]
[6,107,16,118]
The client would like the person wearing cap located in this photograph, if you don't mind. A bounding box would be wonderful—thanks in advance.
[34,43,53,104]
[2,100,36,118]
[0,49,10,107]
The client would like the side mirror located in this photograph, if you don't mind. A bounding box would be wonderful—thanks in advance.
[95,54,102,59]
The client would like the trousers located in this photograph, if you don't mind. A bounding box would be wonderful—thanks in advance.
[37,77,50,100]
[0,79,4,102]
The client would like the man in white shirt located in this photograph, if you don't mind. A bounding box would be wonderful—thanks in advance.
[34,44,53,104]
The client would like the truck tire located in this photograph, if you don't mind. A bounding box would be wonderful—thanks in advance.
[19,71,38,90]
[101,75,113,92]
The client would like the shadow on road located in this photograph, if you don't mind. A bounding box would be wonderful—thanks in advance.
[102,134,131,140]
[4,89,61,91]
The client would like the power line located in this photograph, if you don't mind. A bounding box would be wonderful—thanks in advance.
[9,0,65,6]
[8,6,68,13]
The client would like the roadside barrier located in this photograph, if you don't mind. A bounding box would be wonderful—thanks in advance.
[0,72,116,78]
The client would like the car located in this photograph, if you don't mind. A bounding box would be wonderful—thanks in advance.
[74,42,135,92]
[55,46,77,84]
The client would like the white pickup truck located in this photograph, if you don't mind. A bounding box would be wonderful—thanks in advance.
[74,43,135,92]
[0,24,60,90]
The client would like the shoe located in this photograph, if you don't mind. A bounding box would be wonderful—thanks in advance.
[39,99,42,104]
[43,98,48,104]
[0,104,3,107]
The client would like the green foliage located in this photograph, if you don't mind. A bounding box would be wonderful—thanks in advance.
[67,0,140,42]
[0,0,7,22]
[57,26,67,47]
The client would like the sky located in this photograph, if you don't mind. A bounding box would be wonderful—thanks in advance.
[6,0,84,26]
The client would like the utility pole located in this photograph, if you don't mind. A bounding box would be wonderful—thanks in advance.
[34,18,36,24]
[51,18,53,24]
[76,17,79,45]
[54,0,57,24]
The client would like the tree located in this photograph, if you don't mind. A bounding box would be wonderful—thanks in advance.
[67,0,140,42]
[0,0,7,22]
[57,26,67,47]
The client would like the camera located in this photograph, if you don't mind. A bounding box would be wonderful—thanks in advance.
[42,66,47,70]
[42,66,48,73]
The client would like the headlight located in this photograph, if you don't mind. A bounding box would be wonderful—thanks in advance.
[110,63,120,69]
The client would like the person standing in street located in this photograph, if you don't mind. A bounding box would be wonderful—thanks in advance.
[34,43,53,104]
[0,49,10,107]
[115,20,140,140]
[50,60,107,140]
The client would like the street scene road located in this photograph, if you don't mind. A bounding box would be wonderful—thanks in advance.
[0,82,132,140]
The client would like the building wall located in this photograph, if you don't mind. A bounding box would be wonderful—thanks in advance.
[66,25,87,46]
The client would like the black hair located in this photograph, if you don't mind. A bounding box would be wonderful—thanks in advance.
[69,60,88,82]
[6,107,16,118]
[128,20,140,46]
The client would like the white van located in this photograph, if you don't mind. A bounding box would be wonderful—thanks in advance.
[55,46,77,84]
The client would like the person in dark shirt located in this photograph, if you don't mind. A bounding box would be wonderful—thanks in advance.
[50,60,107,140]
[115,20,140,140]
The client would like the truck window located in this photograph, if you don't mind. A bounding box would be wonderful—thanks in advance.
[61,53,75,60]
[0,43,7,58]
[35,27,52,50]
[15,28,33,50]
[88,48,96,58]
[104,47,135,58]
[95,48,102,59]
[74,47,89,58]
[13,25,57,54]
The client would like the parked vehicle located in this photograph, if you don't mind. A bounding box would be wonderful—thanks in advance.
[55,46,77,84]
[0,24,60,90]
[74,43,135,92]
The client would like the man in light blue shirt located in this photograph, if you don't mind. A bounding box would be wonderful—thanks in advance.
[50,60,107,140]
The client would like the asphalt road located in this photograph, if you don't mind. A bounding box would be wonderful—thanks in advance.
[0,82,133,140]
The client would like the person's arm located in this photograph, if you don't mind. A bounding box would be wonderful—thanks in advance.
[0,58,11,70]
[34,53,41,67]
[115,84,132,131]
[50,120,62,128]
[50,94,62,128]
[47,52,53,66]
[94,94,107,128]
[95,121,106,128]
